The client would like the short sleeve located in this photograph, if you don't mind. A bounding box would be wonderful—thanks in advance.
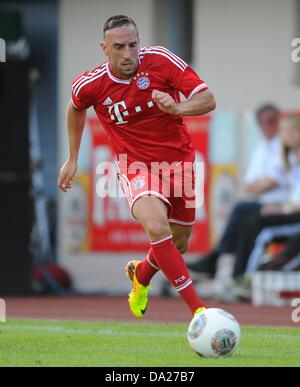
[154,46,208,99]
[169,66,208,100]
[71,71,94,110]
[147,46,208,99]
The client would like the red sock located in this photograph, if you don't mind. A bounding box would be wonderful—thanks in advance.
[151,236,206,314]
[136,249,160,286]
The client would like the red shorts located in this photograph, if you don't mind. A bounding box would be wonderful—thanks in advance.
[116,158,196,226]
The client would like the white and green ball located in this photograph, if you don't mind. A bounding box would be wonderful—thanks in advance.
[188,308,241,358]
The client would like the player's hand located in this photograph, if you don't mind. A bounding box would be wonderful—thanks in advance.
[58,158,78,193]
[152,90,181,115]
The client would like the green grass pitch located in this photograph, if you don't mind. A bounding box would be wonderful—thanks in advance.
[0,320,299,367]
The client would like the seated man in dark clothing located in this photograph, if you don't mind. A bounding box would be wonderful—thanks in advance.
[189,104,285,277]
[234,114,300,277]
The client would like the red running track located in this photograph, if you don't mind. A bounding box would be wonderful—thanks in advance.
[3,297,299,327]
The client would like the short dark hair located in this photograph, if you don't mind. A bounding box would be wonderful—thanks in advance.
[103,15,138,37]
[256,104,279,120]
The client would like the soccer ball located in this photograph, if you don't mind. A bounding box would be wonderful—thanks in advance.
[187,308,241,358]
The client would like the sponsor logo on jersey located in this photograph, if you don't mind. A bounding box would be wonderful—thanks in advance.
[103,97,113,105]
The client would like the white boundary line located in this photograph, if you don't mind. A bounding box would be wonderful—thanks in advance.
[1,324,299,340]
[0,325,185,337]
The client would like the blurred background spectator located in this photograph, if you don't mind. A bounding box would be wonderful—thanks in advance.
[188,104,287,277]
[220,114,300,301]
[234,114,300,277]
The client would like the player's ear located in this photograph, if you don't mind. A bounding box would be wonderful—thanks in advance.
[100,41,108,56]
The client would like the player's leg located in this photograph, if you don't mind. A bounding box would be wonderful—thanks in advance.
[126,196,167,288]
[170,223,192,254]
[169,222,206,314]
[133,221,192,287]
[126,196,169,288]
[125,195,169,318]
[119,165,162,317]
[133,196,206,315]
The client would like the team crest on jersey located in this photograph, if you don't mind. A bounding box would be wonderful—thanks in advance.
[133,176,146,190]
[135,73,150,90]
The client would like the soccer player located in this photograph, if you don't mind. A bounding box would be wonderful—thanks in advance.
[58,15,216,318]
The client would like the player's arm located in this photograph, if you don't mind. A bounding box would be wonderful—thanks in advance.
[152,89,216,116]
[58,101,86,192]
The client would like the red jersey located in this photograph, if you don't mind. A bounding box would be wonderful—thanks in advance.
[71,46,208,165]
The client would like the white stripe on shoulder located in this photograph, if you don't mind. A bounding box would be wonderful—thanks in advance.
[73,66,106,94]
[72,68,103,90]
[73,68,106,96]
[143,50,186,72]
[152,46,188,68]
[143,47,187,71]
[74,70,107,97]
[72,63,107,91]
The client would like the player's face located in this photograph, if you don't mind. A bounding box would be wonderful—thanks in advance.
[101,25,140,78]
[257,109,279,140]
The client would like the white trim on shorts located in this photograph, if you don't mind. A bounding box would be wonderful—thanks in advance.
[150,235,173,246]
[115,161,172,219]
[131,191,172,219]
[168,218,196,226]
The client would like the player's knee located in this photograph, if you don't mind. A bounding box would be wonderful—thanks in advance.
[145,219,171,241]
[178,244,188,254]
[174,237,188,254]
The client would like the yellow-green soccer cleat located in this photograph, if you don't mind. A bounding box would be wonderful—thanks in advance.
[125,260,150,319]
[194,307,207,316]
